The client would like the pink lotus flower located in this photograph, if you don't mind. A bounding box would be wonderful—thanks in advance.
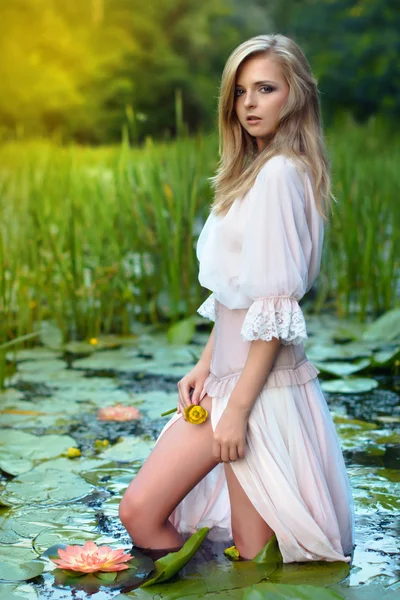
[97,404,141,421]
[50,541,134,573]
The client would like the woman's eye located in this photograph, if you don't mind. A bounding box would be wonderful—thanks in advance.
[235,86,274,97]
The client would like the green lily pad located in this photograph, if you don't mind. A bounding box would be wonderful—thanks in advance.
[332,415,378,430]
[313,359,370,377]
[253,534,283,564]
[0,582,39,599]
[362,308,400,342]
[0,505,97,545]
[0,546,44,582]
[100,436,154,462]
[307,343,372,362]
[33,529,114,556]
[267,560,350,586]
[39,321,63,350]
[0,468,93,506]
[0,430,79,476]
[371,347,400,366]
[17,360,66,374]
[167,318,196,345]
[375,433,400,444]
[141,527,209,587]
[243,582,345,599]
[320,377,379,394]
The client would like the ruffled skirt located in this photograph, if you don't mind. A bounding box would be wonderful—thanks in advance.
[156,375,355,564]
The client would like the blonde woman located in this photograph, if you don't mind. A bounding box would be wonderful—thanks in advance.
[119,33,355,564]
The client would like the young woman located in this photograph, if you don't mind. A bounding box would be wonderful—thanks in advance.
[119,33,355,564]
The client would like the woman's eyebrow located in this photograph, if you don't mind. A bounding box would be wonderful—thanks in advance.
[235,80,277,87]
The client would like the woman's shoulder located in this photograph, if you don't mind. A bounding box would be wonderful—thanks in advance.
[259,153,306,180]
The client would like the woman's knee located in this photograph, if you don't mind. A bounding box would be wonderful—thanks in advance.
[118,487,151,529]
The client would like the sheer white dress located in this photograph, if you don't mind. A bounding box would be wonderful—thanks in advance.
[155,154,355,563]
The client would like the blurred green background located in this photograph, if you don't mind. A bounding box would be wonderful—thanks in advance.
[0,0,399,354]
[1,0,399,143]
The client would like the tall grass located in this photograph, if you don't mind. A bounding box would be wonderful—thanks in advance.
[0,113,398,366]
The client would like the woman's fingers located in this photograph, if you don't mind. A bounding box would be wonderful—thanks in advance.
[213,440,244,463]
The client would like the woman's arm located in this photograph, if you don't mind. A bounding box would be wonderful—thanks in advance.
[227,337,281,417]
[198,325,215,370]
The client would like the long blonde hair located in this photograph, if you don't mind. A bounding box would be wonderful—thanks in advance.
[209,34,334,221]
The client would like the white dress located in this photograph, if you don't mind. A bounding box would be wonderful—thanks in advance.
[156,154,355,563]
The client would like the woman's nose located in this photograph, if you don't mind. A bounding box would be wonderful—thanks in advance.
[243,93,256,108]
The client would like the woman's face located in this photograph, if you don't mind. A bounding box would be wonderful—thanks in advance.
[234,54,290,152]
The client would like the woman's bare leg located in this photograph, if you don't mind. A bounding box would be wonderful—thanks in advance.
[119,394,219,550]
[224,462,275,559]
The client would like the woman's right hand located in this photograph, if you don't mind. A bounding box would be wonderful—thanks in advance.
[177,361,210,417]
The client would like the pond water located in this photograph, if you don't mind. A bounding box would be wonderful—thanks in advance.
[0,323,399,599]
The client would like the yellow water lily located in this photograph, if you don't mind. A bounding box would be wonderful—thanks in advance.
[184,404,208,424]
[66,447,81,458]
[224,545,240,561]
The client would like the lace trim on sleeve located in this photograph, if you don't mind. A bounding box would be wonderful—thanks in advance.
[197,293,216,322]
[240,295,307,345]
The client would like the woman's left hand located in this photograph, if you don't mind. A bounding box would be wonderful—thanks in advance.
[212,405,249,463]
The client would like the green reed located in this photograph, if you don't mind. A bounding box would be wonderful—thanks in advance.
[0,113,398,383]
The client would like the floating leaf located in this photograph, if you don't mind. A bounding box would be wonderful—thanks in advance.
[313,359,370,377]
[0,468,93,506]
[253,534,283,564]
[371,347,400,366]
[332,416,378,430]
[33,529,106,556]
[141,527,209,587]
[94,571,118,582]
[362,308,400,342]
[320,377,379,394]
[243,582,345,599]
[267,560,350,586]
[0,546,44,582]
[167,318,196,345]
[307,343,372,362]
[0,430,79,476]
[39,321,64,349]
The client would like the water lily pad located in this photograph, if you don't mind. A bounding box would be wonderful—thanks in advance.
[332,416,378,430]
[0,582,39,599]
[141,527,209,586]
[0,546,43,582]
[253,533,283,564]
[320,378,379,394]
[167,318,196,345]
[100,436,154,462]
[0,505,98,545]
[33,528,114,556]
[350,466,400,511]
[17,360,66,374]
[243,582,345,599]
[362,308,400,342]
[313,359,370,377]
[371,347,400,366]
[0,431,79,476]
[130,390,178,419]
[267,560,350,586]
[0,468,93,506]
[307,343,372,362]
[81,463,141,493]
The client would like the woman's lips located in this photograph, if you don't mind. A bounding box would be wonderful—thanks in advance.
[247,118,262,124]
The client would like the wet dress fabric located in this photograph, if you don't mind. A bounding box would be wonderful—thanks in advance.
[155,154,355,563]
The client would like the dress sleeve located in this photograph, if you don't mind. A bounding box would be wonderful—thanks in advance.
[239,156,323,345]
[197,292,216,322]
